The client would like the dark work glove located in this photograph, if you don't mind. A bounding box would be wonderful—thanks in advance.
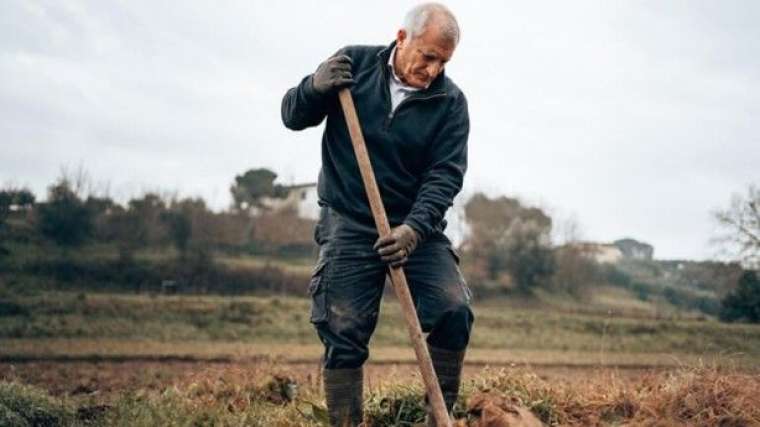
[373,224,420,268]
[312,54,354,95]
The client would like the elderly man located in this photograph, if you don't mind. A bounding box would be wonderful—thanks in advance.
[281,3,472,425]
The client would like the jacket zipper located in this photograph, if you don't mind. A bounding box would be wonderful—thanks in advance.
[378,59,446,129]
[385,92,447,129]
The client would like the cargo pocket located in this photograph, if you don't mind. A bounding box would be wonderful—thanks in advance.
[447,246,473,304]
[308,260,329,323]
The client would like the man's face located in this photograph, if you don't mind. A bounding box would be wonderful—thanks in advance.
[394,23,456,89]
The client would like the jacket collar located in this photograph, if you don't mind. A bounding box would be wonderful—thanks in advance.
[377,40,447,95]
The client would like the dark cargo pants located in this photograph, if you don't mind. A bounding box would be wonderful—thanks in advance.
[308,207,474,369]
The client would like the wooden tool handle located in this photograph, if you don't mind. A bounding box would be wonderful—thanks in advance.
[338,88,452,427]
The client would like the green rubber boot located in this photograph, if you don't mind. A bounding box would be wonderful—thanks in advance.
[425,345,465,426]
[323,367,364,427]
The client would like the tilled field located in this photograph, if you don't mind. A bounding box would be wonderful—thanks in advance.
[2,359,759,426]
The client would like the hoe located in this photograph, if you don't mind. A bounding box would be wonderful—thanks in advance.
[338,88,452,427]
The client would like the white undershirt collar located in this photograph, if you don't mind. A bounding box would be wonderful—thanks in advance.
[387,46,421,111]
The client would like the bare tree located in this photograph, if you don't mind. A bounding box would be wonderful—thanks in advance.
[553,212,584,246]
[713,184,760,269]
[58,164,93,199]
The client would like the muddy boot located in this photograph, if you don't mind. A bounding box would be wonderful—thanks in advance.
[323,367,364,427]
[425,345,465,426]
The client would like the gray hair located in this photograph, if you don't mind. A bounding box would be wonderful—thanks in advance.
[402,3,460,45]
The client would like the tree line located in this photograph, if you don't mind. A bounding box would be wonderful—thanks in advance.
[1,171,757,323]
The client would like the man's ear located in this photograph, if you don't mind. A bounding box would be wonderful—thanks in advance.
[396,29,407,48]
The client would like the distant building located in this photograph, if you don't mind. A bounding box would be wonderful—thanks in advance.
[571,242,624,264]
[565,238,655,264]
[256,183,319,219]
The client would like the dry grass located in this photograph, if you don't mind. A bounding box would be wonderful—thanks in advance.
[460,364,760,426]
[637,366,760,426]
[2,359,759,426]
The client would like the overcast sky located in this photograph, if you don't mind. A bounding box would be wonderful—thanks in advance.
[1,1,758,260]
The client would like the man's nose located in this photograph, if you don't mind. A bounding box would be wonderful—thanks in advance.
[426,62,441,78]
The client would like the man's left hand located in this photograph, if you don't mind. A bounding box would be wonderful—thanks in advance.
[373,224,419,268]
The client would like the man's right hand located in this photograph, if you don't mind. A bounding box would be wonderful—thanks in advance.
[312,54,354,95]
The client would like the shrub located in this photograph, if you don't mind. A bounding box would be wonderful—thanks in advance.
[0,382,75,427]
[36,180,94,249]
[20,257,309,296]
[720,270,760,323]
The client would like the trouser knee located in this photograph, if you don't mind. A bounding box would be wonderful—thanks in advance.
[426,303,474,352]
[315,321,371,369]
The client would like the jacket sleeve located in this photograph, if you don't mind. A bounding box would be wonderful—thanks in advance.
[281,46,355,131]
[280,72,330,130]
[403,93,469,241]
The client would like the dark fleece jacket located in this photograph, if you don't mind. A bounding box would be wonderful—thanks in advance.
[281,41,469,242]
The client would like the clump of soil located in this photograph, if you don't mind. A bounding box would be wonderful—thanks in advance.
[456,393,542,427]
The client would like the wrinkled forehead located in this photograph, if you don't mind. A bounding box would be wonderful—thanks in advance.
[426,12,458,43]
[414,25,456,58]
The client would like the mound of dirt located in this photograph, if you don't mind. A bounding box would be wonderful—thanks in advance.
[455,393,543,427]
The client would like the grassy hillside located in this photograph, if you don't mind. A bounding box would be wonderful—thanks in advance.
[2,228,744,323]
[2,291,759,360]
